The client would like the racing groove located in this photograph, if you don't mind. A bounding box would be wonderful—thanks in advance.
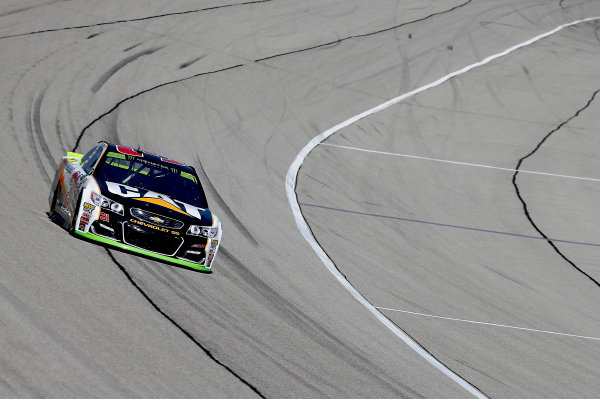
[2,0,600,398]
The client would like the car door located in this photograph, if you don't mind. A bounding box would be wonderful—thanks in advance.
[62,143,106,220]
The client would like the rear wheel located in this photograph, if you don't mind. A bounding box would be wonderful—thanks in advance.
[49,185,59,216]
[69,193,82,234]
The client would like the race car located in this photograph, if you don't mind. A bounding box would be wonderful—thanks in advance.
[48,141,221,273]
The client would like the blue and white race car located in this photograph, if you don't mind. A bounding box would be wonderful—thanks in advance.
[49,141,221,272]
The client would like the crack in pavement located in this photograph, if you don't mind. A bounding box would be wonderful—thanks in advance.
[61,2,477,396]
[73,0,475,152]
[254,0,472,62]
[512,88,600,289]
[0,0,273,41]
[71,63,243,152]
[104,249,267,398]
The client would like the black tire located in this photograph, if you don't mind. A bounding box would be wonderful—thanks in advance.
[69,193,82,234]
[49,185,59,216]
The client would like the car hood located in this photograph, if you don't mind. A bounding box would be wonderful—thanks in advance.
[99,180,214,225]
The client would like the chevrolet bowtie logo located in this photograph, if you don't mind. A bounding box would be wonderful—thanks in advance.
[149,216,165,224]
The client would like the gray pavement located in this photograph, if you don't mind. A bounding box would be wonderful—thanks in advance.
[1,0,600,397]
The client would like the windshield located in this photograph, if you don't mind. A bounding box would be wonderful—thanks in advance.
[94,151,208,208]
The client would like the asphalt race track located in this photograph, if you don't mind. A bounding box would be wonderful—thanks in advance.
[2,1,600,398]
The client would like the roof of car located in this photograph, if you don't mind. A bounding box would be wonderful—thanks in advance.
[103,142,193,170]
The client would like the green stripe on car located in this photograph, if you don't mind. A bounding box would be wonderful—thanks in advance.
[74,230,212,272]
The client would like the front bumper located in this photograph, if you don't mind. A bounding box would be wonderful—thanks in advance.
[74,230,213,273]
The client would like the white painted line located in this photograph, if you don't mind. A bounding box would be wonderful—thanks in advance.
[376,307,600,342]
[321,143,600,182]
[286,17,600,399]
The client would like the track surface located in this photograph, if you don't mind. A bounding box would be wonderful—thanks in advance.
[2,1,600,398]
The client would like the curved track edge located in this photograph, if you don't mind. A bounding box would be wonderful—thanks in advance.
[285,16,600,399]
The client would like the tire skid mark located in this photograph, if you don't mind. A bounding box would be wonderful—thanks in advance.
[195,157,260,247]
[254,0,472,62]
[31,85,58,181]
[72,63,265,395]
[8,41,76,170]
[179,55,207,69]
[219,248,424,398]
[104,249,267,399]
[91,46,164,93]
[0,0,65,18]
[72,63,243,152]
[512,88,600,288]
[137,252,328,398]
[55,113,67,154]
[30,41,99,183]
[290,204,485,397]
[26,86,53,185]
[287,15,600,399]
[123,42,144,52]
[0,0,273,41]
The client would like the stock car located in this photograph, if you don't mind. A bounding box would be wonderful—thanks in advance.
[48,141,221,272]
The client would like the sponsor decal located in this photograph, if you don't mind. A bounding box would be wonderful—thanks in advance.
[63,169,87,212]
[99,212,109,222]
[78,209,92,231]
[191,243,206,249]
[206,246,216,266]
[161,157,184,166]
[211,240,218,245]
[105,182,203,219]
[116,145,143,157]
[135,157,169,169]
[138,151,184,166]
[77,175,88,188]
[129,219,180,235]
[71,171,81,184]
[82,203,95,218]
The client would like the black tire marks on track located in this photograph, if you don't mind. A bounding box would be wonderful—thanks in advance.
[512,88,600,288]
[2,0,474,67]
[294,203,488,398]
[104,249,267,398]
[179,55,207,70]
[60,2,479,396]
[70,61,261,397]
[68,0,476,153]
[71,64,267,394]
[91,47,163,93]
[16,40,81,186]
[218,248,428,398]
[27,86,54,184]
[254,0,473,62]
[71,63,243,152]
[195,158,260,248]
[0,0,66,19]
[0,0,274,41]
